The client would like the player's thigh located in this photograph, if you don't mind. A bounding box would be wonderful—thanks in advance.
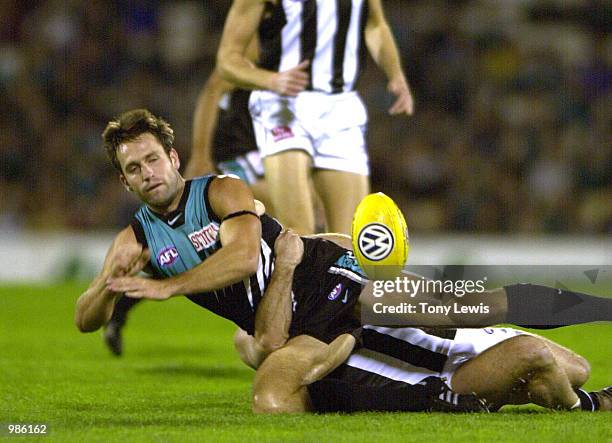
[263,150,315,234]
[252,335,327,413]
[249,179,273,216]
[313,170,369,235]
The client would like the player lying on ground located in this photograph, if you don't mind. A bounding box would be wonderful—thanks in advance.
[76,109,611,375]
[234,233,611,413]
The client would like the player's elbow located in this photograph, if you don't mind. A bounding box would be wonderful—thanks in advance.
[75,313,94,333]
[75,312,97,333]
[216,55,234,83]
[256,333,287,356]
[241,246,260,275]
[74,299,100,333]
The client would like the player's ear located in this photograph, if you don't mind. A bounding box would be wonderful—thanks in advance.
[120,174,133,192]
[169,148,180,171]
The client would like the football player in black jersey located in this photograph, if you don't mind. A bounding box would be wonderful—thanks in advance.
[78,109,610,413]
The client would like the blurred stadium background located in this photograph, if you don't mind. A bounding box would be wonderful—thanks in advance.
[0,0,610,281]
[1,3,611,440]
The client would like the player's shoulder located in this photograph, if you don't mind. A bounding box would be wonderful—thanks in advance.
[208,174,252,200]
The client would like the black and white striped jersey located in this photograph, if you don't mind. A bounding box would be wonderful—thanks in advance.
[258,0,369,93]
[212,89,257,163]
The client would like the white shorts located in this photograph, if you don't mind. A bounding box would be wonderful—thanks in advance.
[249,90,369,175]
[345,326,527,390]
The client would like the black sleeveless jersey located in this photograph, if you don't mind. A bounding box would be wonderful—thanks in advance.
[212,89,257,162]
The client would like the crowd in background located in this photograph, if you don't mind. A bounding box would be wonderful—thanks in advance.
[1,0,610,234]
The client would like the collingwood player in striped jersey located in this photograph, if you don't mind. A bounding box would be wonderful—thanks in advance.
[77,109,611,413]
[77,108,487,413]
[217,0,414,235]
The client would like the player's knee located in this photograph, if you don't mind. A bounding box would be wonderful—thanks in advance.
[572,355,591,387]
[518,338,556,374]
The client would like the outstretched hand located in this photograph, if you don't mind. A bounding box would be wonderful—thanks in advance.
[106,276,172,301]
[274,229,304,267]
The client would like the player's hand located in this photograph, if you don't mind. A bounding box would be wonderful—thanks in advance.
[387,76,414,116]
[106,276,172,300]
[274,229,304,267]
[271,60,309,96]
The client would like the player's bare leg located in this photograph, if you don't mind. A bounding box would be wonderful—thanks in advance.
[538,336,591,388]
[264,150,315,235]
[249,179,274,217]
[313,169,369,234]
[451,335,581,410]
[251,334,356,413]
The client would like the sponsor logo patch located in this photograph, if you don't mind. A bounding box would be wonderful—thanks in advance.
[188,223,219,252]
[271,126,294,142]
[357,223,394,262]
[158,246,179,267]
[328,283,344,301]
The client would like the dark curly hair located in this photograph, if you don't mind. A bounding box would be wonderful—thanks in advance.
[102,109,175,173]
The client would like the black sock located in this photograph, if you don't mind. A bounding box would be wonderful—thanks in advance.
[574,388,600,411]
[307,377,431,413]
[504,283,612,329]
[109,296,142,326]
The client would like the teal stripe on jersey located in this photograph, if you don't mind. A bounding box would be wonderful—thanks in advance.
[332,250,368,281]
[135,176,221,278]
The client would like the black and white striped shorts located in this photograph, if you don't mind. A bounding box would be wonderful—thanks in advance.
[330,326,526,390]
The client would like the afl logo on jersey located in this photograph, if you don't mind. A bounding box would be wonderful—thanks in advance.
[158,246,179,267]
[357,223,394,261]
[328,283,344,301]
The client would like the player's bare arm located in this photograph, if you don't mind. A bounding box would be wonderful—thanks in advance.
[366,0,414,115]
[304,233,353,250]
[186,36,260,178]
[185,70,234,178]
[217,0,309,96]
[235,229,303,369]
[107,176,261,299]
[252,229,303,365]
[75,226,149,332]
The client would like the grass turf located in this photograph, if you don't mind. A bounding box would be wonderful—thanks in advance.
[1,283,610,442]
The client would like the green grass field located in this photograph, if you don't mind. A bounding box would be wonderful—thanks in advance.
[1,283,610,442]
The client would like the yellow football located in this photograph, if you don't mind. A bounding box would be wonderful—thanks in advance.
[351,192,409,280]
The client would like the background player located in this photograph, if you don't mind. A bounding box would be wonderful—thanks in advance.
[217,0,414,235]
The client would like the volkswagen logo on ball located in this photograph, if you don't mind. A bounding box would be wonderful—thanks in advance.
[357,223,394,261]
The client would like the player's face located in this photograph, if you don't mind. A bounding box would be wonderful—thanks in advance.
[117,133,182,211]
